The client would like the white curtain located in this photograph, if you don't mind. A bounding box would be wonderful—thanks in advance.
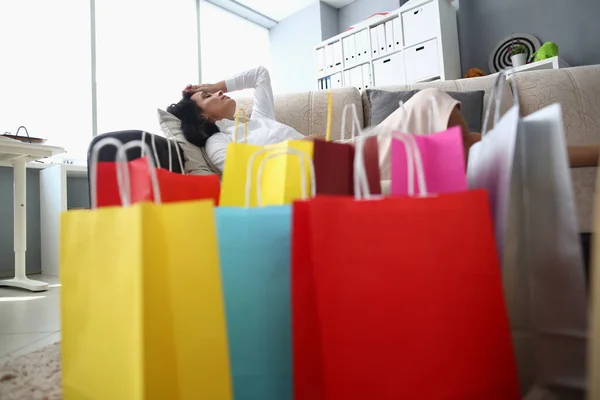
[95,0,199,135]
[0,0,93,159]
[199,1,271,88]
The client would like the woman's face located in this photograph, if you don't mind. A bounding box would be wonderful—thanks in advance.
[191,91,237,122]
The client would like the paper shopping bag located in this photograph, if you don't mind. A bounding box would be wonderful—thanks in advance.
[468,74,587,397]
[390,125,467,195]
[311,138,381,195]
[94,136,220,207]
[292,192,520,400]
[219,140,314,207]
[61,140,232,400]
[588,166,600,400]
[127,157,221,205]
[216,206,293,400]
[215,147,315,399]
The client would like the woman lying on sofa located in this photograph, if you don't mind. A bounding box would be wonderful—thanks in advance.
[167,66,599,176]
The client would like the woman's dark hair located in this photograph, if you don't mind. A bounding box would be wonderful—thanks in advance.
[167,93,220,147]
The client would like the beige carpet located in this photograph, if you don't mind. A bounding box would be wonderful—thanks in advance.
[0,342,61,400]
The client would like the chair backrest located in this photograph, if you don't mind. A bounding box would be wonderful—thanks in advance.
[86,130,184,202]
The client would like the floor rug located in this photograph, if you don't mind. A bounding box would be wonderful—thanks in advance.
[0,342,61,400]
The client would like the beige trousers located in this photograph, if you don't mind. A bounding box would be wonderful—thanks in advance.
[365,88,461,181]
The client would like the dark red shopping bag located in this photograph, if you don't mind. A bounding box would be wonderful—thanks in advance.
[95,157,220,207]
[312,137,381,195]
[292,191,520,400]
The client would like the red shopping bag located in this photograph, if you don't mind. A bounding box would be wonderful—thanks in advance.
[96,157,220,207]
[312,138,381,195]
[292,192,520,400]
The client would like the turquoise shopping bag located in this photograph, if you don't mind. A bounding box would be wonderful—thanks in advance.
[215,148,313,400]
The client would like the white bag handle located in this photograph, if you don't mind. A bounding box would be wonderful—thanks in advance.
[167,138,185,174]
[90,137,130,209]
[245,147,315,208]
[116,140,162,205]
[353,130,427,199]
[140,131,161,168]
[340,103,364,141]
[140,131,185,174]
[391,133,428,197]
[117,140,162,206]
[481,71,521,137]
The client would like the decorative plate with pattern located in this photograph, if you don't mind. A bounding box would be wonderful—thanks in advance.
[488,33,541,73]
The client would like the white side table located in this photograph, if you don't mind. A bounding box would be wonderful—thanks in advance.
[505,56,561,77]
[40,164,88,277]
[0,140,65,291]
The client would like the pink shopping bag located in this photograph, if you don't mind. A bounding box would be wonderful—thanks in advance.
[390,126,467,196]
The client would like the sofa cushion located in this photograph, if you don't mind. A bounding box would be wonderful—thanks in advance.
[362,74,514,131]
[509,66,600,232]
[157,109,220,175]
[366,89,485,133]
[231,87,363,140]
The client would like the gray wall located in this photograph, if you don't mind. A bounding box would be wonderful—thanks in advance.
[269,2,323,93]
[458,0,600,73]
[320,2,339,41]
[338,0,402,32]
[0,168,89,278]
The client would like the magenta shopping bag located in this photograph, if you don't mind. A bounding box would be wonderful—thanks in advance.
[390,126,467,196]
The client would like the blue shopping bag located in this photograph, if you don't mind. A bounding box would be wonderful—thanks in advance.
[216,206,293,400]
[216,147,314,400]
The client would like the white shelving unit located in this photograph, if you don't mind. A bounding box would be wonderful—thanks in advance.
[315,0,461,90]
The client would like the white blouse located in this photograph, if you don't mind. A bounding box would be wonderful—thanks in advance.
[204,66,304,172]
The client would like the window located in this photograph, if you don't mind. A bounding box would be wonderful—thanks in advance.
[1,0,273,159]
[95,0,199,135]
[199,1,271,86]
[0,0,93,159]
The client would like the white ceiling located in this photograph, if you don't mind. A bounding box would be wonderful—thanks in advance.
[322,0,356,8]
[235,0,356,22]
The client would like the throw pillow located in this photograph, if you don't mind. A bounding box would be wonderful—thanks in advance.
[157,109,220,175]
[366,89,485,133]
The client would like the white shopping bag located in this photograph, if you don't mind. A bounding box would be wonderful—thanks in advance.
[468,74,587,399]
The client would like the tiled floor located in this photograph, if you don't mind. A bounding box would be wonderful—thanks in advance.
[0,274,61,365]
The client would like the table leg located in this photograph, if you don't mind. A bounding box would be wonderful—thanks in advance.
[0,158,49,292]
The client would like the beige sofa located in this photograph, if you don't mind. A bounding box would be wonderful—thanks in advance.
[234,66,600,232]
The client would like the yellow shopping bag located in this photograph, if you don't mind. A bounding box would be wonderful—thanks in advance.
[61,138,232,400]
[219,110,314,207]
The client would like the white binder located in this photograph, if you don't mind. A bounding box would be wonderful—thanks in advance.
[385,21,395,53]
[333,41,343,72]
[331,72,342,88]
[392,17,403,51]
[316,48,325,78]
[325,44,335,75]
[362,64,372,90]
[350,67,364,91]
[370,29,379,58]
[347,34,356,67]
[342,37,350,68]
[376,24,387,55]
[355,30,369,63]
[344,70,351,87]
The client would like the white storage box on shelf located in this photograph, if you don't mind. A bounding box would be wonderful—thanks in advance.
[313,0,461,90]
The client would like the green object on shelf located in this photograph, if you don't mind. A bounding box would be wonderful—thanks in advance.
[531,42,559,62]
